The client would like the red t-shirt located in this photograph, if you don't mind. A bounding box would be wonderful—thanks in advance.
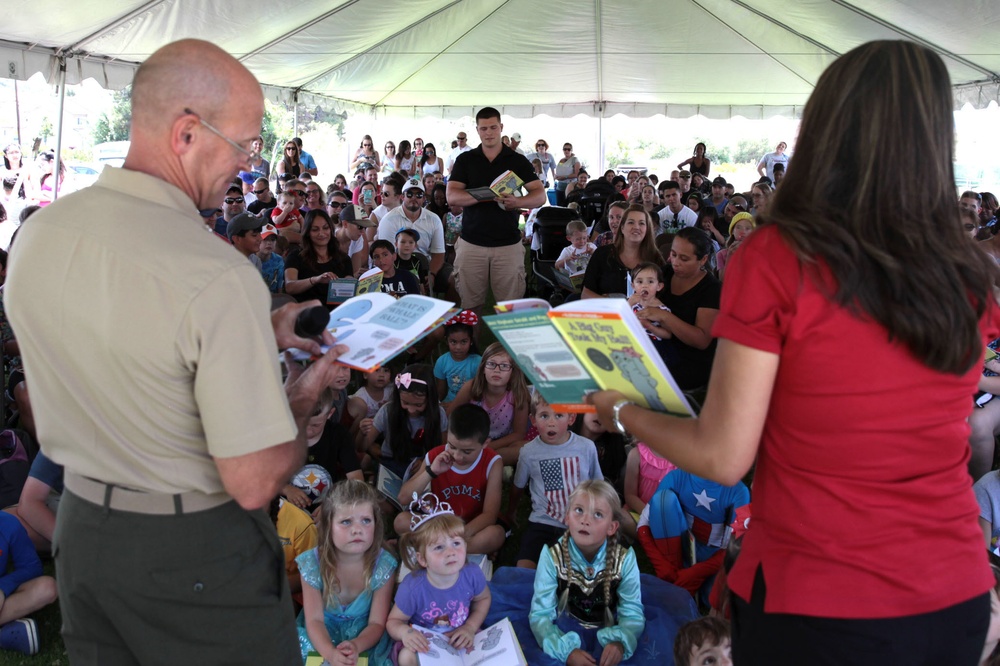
[424,445,500,522]
[713,224,998,618]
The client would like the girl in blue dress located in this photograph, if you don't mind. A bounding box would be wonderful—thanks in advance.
[296,480,398,664]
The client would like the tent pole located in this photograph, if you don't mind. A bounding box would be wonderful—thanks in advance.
[53,57,67,202]
[14,80,23,147]
[598,102,605,173]
[293,92,299,138]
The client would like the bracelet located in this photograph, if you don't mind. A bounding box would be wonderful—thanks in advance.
[611,399,636,436]
[426,467,438,479]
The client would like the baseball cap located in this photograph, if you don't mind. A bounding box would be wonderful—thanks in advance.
[226,212,263,240]
[402,178,424,194]
[712,176,727,187]
[395,227,421,242]
[260,223,278,239]
[679,170,691,178]
[339,204,376,227]
[238,171,256,185]
[511,132,522,142]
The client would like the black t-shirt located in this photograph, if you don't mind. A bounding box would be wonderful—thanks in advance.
[285,249,354,305]
[247,199,274,216]
[656,266,722,390]
[582,244,630,296]
[380,269,421,296]
[450,145,539,247]
[291,420,360,510]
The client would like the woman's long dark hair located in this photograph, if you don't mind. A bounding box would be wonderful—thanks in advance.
[766,40,997,374]
[419,143,439,171]
[386,363,441,465]
[301,209,349,271]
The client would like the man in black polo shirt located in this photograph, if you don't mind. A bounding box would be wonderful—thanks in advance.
[447,107,546,313]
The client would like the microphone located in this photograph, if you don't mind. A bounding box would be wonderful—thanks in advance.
[294,306,329,340]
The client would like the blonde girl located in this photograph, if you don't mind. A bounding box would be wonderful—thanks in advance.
[387,503,492,666]
[529,480,645,666]
[447,342,531,465]
[296,480,397,665]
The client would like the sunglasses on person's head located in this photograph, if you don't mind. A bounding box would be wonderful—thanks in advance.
[405,190,424,198]
[224,197,243,204]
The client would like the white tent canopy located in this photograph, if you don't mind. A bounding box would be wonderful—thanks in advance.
[2,0,999,121]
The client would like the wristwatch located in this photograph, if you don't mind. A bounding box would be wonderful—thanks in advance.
[611,399,636,436]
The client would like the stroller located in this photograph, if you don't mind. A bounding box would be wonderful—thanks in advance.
[529,206,583,306]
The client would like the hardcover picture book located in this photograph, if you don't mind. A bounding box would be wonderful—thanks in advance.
[414,617,525,665]
[289,293,458,372]
[484,298,695,415]
[326,267,383,305]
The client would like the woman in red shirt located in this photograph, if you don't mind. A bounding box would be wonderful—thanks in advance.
[590,41,999,665]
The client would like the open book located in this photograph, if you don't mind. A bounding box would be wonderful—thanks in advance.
[484,298,696,415]
[289,293,458,372]
[415,618,525,666]
[553,268,586,293]
[377,464,404,510]
[327,267,383,305]
[466,170,525,201]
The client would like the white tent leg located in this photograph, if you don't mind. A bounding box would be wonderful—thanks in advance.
[53,57,67,202]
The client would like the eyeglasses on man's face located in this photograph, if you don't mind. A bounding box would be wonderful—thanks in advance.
[224,197,243,204]
[184,108,258,167]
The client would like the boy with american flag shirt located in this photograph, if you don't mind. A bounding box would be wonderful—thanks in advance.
[506,394,603,569]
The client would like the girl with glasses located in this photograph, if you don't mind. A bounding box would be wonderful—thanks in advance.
[530,141,557,189]
[277,140,302,188]
[419,143,444,177]
[446,343,531,467]
[351,134,381,172]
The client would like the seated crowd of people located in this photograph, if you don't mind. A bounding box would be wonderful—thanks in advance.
[2,131,1000,665]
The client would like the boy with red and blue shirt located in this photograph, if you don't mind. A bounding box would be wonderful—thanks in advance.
[394,404,506,555]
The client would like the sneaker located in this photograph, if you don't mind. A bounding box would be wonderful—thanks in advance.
[0,618,39,655]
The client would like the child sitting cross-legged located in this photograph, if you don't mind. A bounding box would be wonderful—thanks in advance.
[505,393,603,569]
[393,404,506,555]
[529,479,645,666]
[386,494,492,666]
[0,512,57,656]
[296,480,397,665]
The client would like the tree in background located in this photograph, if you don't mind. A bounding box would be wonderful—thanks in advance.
[92,87,132,144]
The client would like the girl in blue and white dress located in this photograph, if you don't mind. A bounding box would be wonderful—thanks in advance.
[296,480,397,665]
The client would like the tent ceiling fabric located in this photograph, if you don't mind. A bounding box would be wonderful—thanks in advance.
[2,0,998,119]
